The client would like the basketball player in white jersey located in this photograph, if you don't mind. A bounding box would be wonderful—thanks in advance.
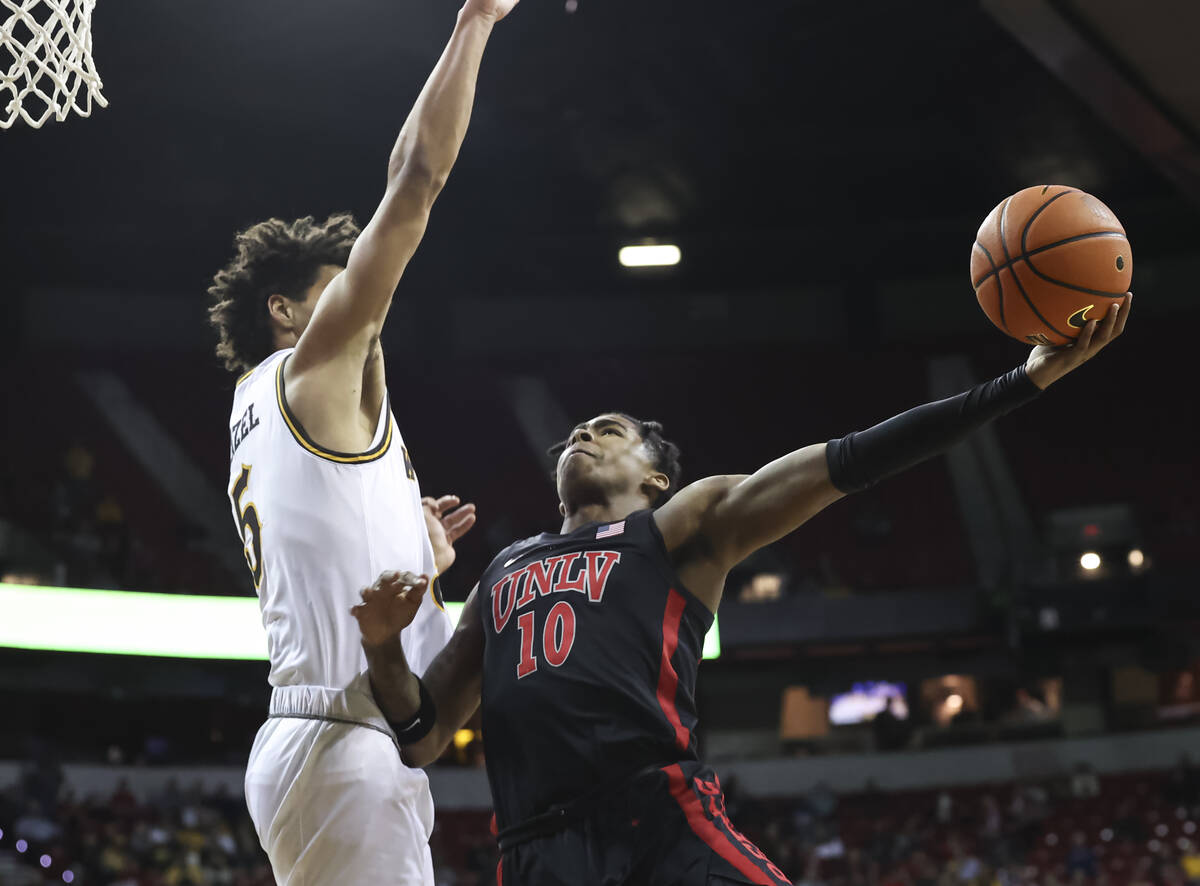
[205,0,518,881]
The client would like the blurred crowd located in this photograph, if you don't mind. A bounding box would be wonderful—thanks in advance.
[0,756,272,886]
[724,757,1200,886]
[5,751,1200,885]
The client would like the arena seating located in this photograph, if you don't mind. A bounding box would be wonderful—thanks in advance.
[12,763,1192,884]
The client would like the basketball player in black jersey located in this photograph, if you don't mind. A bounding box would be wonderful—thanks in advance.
[351,295,1129,885]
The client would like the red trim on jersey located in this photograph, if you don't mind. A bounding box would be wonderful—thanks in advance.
[496,858,503,886]
[665,764,783,885]
[656,589,690,752]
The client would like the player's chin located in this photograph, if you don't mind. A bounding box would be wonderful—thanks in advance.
[558,459,602,497]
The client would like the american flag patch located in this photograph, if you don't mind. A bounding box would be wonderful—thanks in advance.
[596,521,625,540]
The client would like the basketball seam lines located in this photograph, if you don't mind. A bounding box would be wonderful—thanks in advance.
[1021,254,1130,298]
[971,230,1125,289]
[997,197,1012,331]
[1020,189,1077,257]
[1009,258,1072,341]
[998,197,1013,264]
[974,240,1007,331]
[1020,188,1131,299]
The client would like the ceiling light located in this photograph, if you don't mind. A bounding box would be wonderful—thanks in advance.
[619,244,680,267]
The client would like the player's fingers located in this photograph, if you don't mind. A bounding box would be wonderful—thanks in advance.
[379,570,422,593]
[1114,292,1132,337]
[1074,317,1099,356]
[435,494,461,511]
[1097,299,1122,344]
[445,511,478,544]
[444,499,475,521]
[398,582,427,607]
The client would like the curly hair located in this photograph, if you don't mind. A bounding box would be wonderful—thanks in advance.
[548,413,683,507]
[207,213,361,374]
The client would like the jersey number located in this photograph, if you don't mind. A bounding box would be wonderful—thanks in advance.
[230,464,264,589]
[515,601,576,678]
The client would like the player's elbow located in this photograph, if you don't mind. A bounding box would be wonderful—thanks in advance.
[386,149,448,208]
[399,737,442,769]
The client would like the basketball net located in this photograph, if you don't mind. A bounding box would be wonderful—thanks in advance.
[1,0,106,129]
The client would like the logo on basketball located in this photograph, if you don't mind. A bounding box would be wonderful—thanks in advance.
[1067,305,1095,329]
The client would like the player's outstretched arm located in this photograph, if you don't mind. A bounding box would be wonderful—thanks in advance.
[657,297,1131,586]
[290,0,518,379]
[352,573,484,768]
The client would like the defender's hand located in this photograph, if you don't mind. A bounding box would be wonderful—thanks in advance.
[423,495,477,575]
[351,571,428,648]
[1025,293,1131,390]
[462,0,518,22]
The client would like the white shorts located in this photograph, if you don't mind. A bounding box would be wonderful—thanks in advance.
[245,680,435,886]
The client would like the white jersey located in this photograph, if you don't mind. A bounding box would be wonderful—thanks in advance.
[226,348,452,688]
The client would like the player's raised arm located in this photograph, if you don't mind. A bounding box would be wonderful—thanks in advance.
[352,573,484,768]
[658,297,1130,580]
[290,0,518,378]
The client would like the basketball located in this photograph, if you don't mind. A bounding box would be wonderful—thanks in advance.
[970,185,1132,346]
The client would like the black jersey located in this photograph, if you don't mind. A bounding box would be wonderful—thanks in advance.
[479,508,714,830]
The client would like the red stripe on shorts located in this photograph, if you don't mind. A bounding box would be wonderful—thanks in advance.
[665,764,787,885]
[655,589,690,752]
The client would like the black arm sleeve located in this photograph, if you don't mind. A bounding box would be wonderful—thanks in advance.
[825,365,1040,494]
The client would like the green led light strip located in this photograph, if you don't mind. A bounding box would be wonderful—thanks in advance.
[0,584,719,660]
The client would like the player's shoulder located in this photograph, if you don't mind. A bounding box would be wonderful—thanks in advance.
[483,534,547,577]
[233,348,293,395]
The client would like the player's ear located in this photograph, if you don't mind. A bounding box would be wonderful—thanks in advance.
[266,293,294,330]
[558,501,567,517]
[644,471,669,500]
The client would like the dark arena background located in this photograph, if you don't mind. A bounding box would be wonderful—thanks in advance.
[3,0,1200,884]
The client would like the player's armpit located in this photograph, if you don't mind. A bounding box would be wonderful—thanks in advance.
[400,585,485,769]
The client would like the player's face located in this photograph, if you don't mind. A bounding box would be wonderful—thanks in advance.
[556,414,656,507]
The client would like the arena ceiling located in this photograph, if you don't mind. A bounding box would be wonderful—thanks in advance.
[4,0,1199,308]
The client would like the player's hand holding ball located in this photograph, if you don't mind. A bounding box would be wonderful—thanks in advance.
[1023,292,1130,389]
[351,571,428,647]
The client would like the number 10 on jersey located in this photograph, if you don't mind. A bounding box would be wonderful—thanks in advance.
[516,601,576,678]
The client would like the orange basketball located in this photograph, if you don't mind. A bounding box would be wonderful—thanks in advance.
[970,185,1132,346]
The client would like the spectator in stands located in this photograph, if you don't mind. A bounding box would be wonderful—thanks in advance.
[13,798,60,843]
[1065,831,1098,879]
[936,790,954,825]
[980,794,1003,840]
[1180,839,1200,885]
[807,780,839,820]
[1070,762,1101,799]
[947,835,984,885]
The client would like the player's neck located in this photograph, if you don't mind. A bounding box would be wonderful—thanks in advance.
[560,495,643,534]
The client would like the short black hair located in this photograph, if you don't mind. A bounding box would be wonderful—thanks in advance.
[207,213,360,375]
[548,413,683,507]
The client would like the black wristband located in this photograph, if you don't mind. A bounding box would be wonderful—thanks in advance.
[825,364,1040,494]
[387,677,437,745]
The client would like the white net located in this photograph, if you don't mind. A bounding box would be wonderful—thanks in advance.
[1,0,106,129]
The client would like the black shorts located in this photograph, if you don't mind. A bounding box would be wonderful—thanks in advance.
[496,761,791,886]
